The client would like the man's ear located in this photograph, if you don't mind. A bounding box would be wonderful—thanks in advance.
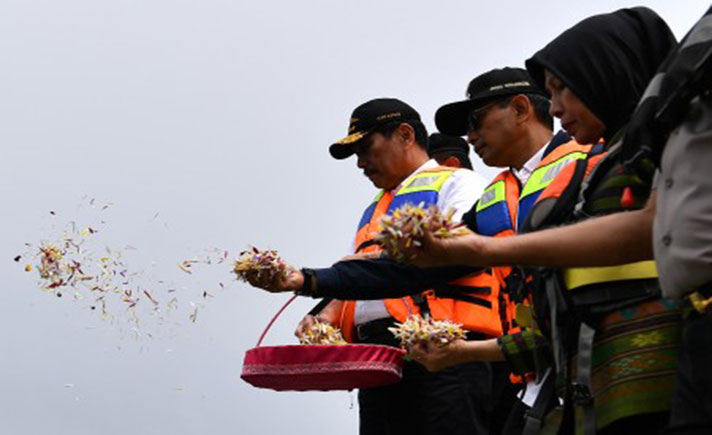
[397,122,416,144]
[511,94,533,124]
[438,155,462,168]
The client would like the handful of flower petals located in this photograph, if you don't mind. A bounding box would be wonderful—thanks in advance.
[389,315,466,352]
[376,203,469,262]
[299,321,347,345]
[232,247,290,283]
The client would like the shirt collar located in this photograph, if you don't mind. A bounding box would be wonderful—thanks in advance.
[512,143,548,185]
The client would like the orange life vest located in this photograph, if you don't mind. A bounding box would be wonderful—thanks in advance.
[337,165,503,343]
[471,132,595,334]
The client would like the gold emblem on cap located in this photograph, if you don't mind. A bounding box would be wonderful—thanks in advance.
[335,131,366,145]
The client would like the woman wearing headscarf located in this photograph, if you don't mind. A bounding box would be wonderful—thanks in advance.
[408,7,681,435]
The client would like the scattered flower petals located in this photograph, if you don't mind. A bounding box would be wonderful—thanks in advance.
[17,198,244,334]
[178,260,198,274]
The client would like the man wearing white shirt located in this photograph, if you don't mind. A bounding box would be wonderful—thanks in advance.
[431,67,595,434]
[511,145,546,186]
[309,98,491,435]
[351,151,486,328]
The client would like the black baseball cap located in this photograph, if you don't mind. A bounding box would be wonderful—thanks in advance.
[329,98,421,159]
[435,67,547,136]
[427,133,470,156]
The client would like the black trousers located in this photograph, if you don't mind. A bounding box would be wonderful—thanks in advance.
[356,320,491,435]
[665,312,712,434]
[489,361,524,435]
[358,360,491,435]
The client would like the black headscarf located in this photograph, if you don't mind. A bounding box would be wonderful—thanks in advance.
[525,7,677,142]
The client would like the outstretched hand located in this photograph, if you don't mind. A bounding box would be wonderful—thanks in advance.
[244,265,304,293]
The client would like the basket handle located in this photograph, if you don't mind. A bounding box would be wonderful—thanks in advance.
[256,294,299,347]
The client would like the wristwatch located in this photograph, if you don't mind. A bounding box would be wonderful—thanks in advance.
[296,268,318,297]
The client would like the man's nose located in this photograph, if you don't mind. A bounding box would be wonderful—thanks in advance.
[356,154,367,169]
[549,98,563,119]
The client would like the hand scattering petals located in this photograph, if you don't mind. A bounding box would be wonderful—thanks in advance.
[376,203,469,262]
[389,315,466,352]
[232,247,289,283]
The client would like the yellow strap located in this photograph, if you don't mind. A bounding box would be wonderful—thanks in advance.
[563,260,658,290]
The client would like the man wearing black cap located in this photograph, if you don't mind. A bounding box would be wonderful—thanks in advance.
[431,67,597,434]
[436,67,556,170]
[315,97,491,435]
[427,133,473,169]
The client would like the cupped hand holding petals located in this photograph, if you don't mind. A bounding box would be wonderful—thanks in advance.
[408,339,467,372]
[244,265,304,293]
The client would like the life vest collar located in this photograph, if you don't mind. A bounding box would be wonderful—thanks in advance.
[475,133,592,237]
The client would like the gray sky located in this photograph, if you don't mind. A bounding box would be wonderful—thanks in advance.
[1,1,708,434]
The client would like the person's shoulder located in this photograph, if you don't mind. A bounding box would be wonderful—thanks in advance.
[449,167,488,188]
[440,167,488,199]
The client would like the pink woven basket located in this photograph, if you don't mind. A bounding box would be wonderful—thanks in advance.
[241,295,405,391]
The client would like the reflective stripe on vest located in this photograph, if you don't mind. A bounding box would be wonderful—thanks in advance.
[563,260,658,291]
[517,150,589,229]
[387,170,453,214]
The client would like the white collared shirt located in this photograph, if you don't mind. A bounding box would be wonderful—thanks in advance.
[512,144,547,185]
[510,143,549,232]
[353,159,488,325]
